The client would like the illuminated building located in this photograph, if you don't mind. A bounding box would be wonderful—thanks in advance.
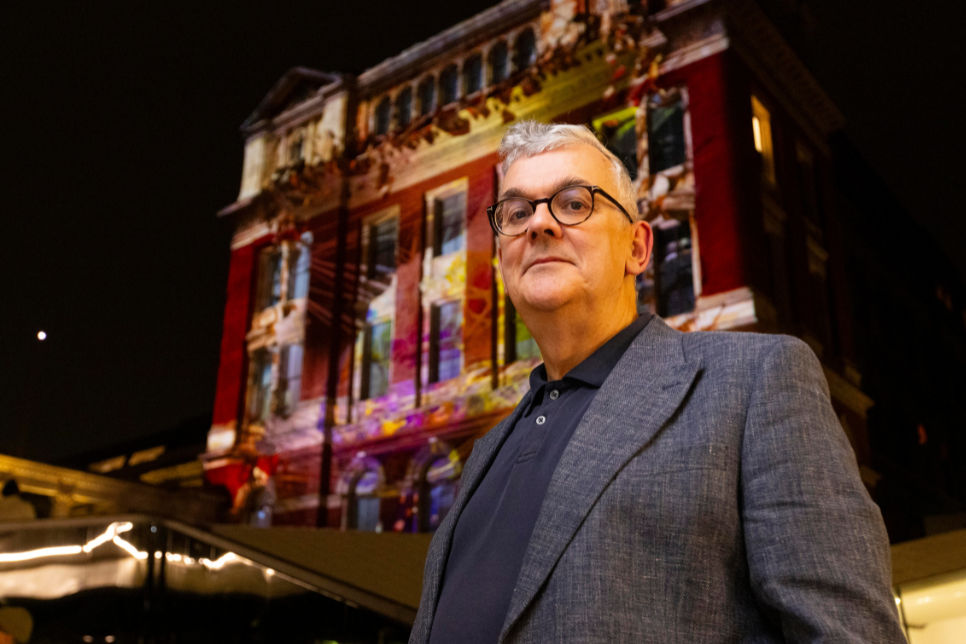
[206,0,880,529]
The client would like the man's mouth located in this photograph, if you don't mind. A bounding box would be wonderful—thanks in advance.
[526,257,570,272]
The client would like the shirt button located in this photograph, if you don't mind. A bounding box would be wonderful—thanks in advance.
[549,390,559,400]
[536,415,546,425]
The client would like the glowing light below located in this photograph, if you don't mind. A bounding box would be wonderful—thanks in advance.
[752,116,763,153]
[37,331,47,341]
[0,545,83,563]
[0,520,247,570]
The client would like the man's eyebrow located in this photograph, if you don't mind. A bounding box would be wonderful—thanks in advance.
[499,176,591,201]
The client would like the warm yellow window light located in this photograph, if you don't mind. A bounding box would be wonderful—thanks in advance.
[751,95,776,186]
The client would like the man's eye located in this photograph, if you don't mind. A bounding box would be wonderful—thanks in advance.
[566,200,588,211]
[508,208,530,222]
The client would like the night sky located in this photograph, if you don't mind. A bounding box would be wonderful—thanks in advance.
[1,0,963,463]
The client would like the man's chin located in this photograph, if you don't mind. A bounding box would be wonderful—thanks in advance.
[517,288,575,313]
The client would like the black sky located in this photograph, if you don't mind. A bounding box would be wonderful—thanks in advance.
[1,0,963,462]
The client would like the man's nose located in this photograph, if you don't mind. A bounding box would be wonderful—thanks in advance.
[528,202,560,240]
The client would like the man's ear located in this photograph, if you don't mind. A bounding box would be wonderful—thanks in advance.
[626,220,653,277]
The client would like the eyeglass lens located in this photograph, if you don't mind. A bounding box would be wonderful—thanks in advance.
[493,186,595,235]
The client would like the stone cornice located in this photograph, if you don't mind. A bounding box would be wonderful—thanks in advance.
[356,0,545,97]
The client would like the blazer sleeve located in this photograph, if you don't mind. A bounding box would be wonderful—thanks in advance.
[740,336,905,642]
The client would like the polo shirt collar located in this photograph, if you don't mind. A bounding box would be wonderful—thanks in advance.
[528,311,652,391]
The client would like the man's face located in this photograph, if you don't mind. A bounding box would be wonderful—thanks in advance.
[497,144,650,317]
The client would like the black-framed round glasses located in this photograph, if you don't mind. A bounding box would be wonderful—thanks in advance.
[486,185,634,237]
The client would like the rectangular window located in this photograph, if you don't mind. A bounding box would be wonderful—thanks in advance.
[248,349,273,423]
[504,297,540,363]
[463,54,483,95]
[796,143,822,230]
[429,301,462,383]
[648,93,686,174]
[289,237,312,300]
[751,95,776,187]
[418,77,435,117]
[433,191,466,256]
[361,321,392,400]
[288,132,304,164]
[654,220,695,317]
[592,106,639,180]
[488,41,508,85]
[374,97,391,136]
[440,64,459,106]
[368,216,398,282]
[278,343,304,416]
[257,248,283,311]
[395,87,412,128]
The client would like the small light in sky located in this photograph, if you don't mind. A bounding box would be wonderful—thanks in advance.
[37,331,47,341]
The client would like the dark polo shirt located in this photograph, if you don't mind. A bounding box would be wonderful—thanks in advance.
[428,313,652,644]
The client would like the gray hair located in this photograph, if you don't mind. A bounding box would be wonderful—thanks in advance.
[498,121,640,220]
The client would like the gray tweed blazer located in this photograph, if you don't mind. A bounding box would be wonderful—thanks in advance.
[411,316,905,643]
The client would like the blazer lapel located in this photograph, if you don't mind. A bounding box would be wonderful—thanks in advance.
[412,390,535,643]
[499,318,701,641]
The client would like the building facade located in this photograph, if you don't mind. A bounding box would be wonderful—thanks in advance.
[205,0,878,530]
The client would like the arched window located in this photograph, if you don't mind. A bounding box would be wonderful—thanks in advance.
[395,86,413,128]
[418,76,436,117]
[439,64,459,106]
[463,54,483,96]
[374,96,391,136]
[488,41,508,85]
[405,440,462,532]
[338,455,385,531]
[513,28,536,72]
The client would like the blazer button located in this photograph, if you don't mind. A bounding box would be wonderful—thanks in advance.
[536,416,546,425]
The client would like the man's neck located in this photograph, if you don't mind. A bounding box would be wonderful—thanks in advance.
[528,299,639,381]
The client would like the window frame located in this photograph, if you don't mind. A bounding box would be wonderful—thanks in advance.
[417,75,436,117]
[751,94,777,188]
[428,299,463,384]
[488,40,509,85]
[463,53,484,96]
[373,96,391,137]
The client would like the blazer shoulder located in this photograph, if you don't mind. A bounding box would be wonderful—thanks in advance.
[677,328,816,371]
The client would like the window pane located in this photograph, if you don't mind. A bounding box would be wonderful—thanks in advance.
[592,106,638,180]
[489,41,508,84]
[655,221,695,316]
[647,96,686,173]
[374,96,391,136]
[435,301,462,382]
[463,54,483,95]
[250,350,273,423]
[288,133,304,164]
[751,96,775,186]
[427,481,457,532]
[356,470,380,496]
[368,321,392,399]
[395,86,412,128]
[439,65,459,106]
[281,344,304,415]
[260,249,283,310]
[513,29,536,72]
[290,243,311,300]
[355,496,381,532]
[514,312,540,361]
[418,77,435,117]
[436,192,465,255]
[370,217,398,281]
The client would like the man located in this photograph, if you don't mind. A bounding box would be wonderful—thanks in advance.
[410,121,904,643]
